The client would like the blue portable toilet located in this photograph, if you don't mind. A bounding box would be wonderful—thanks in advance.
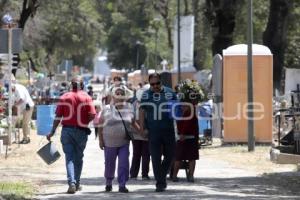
[36,105,56,136]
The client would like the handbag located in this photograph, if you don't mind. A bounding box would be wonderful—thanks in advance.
[116,107,134,140]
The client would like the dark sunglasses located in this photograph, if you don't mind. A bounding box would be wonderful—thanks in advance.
[150,81,161,86]
[115,91,125,96]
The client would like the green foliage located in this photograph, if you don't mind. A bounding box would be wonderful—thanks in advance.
[233,0,269,44]
[0,181,34,200]
[2,0,300,75]
[19,0,103,72]
[177,79,205,103]
[285,1,300,69]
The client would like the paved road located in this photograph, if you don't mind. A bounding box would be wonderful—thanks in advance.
[36,136,299,200]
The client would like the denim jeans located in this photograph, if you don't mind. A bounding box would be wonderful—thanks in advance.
[61,127,88,186]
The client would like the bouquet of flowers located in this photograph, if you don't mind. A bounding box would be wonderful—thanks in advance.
[177,79,205,103]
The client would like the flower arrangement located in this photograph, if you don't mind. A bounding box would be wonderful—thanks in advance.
[177,79,205,103]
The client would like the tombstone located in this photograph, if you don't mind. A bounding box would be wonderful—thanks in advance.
[212,54,223,138]
[160,72,172,88]
[285,68,300,95]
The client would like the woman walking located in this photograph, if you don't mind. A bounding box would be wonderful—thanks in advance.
[98,86,141,193]
[172,79,204,182]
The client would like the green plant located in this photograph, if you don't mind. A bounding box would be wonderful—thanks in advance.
[0,182,34,200]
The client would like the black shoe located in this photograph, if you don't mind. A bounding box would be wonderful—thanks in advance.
[142,175,150,180]
[67,184,76,194]
[119,186,129,193]
[130,176,137,180]
[187,176,194,183]
[172,177,179,182]
[105,185,112,192]
[20,138,30,144]
[155,187,165,192]
[76,184,82,191]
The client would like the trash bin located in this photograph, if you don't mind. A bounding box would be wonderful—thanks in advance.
[198,102,212,136]
[36,105,56,136]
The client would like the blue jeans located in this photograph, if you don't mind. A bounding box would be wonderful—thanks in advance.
[61,127,88,186]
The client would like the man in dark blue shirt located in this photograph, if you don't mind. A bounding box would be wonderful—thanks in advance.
[139,73,176,192]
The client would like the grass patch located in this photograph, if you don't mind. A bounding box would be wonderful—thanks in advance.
[0,182,34,200]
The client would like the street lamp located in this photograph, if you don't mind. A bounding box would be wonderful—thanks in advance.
[136,40,142,69]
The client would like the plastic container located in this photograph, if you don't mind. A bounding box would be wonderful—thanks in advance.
[36,105,56,136]
[198,103,212,136]
[37,142,61,165]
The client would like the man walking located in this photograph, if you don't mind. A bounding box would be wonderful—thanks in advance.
[139,73,176,192]
[47,76,96,194]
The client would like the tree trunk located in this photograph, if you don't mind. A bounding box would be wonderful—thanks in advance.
[184,0,190,15]
[19,0,39,30]
[153,0,173,49]
[0,0,9,15]
[192,0,203,70]
[263,0,293,91]
[205,0,238,55]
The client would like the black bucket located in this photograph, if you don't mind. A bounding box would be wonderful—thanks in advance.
[37,142,61,165]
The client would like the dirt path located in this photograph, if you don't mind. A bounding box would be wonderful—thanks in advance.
[36,137,300,200]
[1,132,300,200]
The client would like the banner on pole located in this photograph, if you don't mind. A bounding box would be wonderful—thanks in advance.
[0,28,22,54]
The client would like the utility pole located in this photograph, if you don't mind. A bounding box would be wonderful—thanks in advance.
[247,0,255,151]
[177,0,181,83]
[27,60,31,83]
[7,28,12,147]
[155,29,158,69]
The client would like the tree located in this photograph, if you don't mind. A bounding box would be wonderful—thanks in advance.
[205,0,239,56]
[285,1,300,70]
[192,0,212,70]
[33,0,103,72]
[19,0,40,30]
[153,0,174,49]
[263,0,293,90]
[96,0,154,69]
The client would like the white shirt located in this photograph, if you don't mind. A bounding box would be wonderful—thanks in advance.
[13,83,34,112]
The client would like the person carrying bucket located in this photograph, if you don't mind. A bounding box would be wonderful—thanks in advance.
[47,76,96,194]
